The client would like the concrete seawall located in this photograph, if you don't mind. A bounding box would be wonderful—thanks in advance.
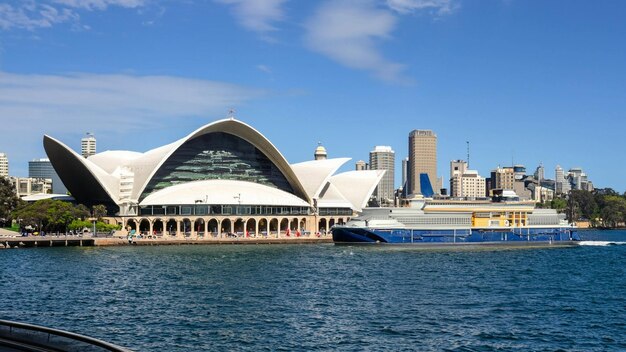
[0,235,333,248]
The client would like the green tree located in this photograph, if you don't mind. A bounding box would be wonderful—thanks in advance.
[598,196,626,228]
[92,204,107,220]
[0,177,20,227]
[550,198,567,213]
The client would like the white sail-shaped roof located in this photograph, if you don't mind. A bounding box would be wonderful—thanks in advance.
[88,151,142,174]
[328,170,385,211]
[317,182,354,209]
[291,158,350,200]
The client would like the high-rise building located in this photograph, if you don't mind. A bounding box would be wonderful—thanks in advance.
[29,158,68,194]
[408,130,437,196]
[0,153,8,177]
[490,166,515,191]
[555,165,571,195]
[369,146,395,205]
[459,170,486,199]
[355,160,368,171]
[81,133,96,158]
[313,142,327,161]
[449,160,467,197]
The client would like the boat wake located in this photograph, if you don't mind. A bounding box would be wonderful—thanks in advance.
[578,241,626,246]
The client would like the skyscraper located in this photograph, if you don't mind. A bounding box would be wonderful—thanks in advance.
[81,133,96,158]
[555,165,571,195]
[29,158,68,194]
[369,146,395,205]
[0,153,8,177]
[408,130,437,196]
[449,160,467,198]
[355,160,368,171]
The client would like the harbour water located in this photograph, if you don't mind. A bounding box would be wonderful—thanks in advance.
[1,230,625,351]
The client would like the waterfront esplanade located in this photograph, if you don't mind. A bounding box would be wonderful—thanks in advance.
[44,118,384,238]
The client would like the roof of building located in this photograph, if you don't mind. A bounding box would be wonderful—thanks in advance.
[140,180,310,207]
[44,119,381,214]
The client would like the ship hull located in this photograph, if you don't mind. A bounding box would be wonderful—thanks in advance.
[332,226,580,246]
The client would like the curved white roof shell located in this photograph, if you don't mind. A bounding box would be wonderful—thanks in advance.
[88,151,142,174]
[291,158,350,200]
[140,180,310,207]
[316,183,354,209]
[44,118,383,215]
[328,170,385,211]
[132,118,309,203]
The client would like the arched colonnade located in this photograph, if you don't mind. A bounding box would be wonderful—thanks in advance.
[125,216,348,238]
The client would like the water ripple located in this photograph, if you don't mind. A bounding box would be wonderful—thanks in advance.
[1,232,625,351]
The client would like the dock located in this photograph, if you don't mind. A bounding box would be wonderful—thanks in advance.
[0,234,333,248]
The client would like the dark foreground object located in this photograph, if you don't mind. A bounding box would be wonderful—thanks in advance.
[0,319,131,352]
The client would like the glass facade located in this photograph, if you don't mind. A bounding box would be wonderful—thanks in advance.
[141,132,295,200]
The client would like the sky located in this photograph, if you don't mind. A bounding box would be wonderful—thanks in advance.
[1,0,625,192]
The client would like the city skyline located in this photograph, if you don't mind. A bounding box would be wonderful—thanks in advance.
[1,1,626,191]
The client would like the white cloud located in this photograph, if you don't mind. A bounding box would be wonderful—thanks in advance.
[0,3,79,30]
[304,1,410,84]
[0,0,148,31]
[256,64,272,74]
[386,0,455,15]
[0,71,263,133]
[216,0,287,40]
[53,0,146,11]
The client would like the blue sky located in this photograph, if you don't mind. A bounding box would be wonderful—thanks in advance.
[1,0,625,192]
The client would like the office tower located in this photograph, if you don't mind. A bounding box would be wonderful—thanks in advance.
[314,142,327,161]
[370,146,395,205]
[355,160,368,171]
[29,158,68,194]
[0,153,8,177]
[408,130,437,196]
[449,160,467,197]
[490,166,515,190]
[459,170,486,199]
[555,165,571,195]
[81,133,96,158]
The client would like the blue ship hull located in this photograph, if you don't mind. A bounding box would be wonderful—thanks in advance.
[332,227,580,245]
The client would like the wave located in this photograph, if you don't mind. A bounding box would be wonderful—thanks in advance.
[578,241,626,246]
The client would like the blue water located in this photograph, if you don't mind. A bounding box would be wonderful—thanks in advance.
[1,230,625,351]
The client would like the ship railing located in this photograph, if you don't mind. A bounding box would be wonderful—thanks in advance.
[0,319,132,351]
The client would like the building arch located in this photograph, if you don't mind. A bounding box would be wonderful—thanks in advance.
[153,218,163,236]
[207,218,219,237]
[166,219,177,236]
[246,218,256,236]
[279,218,289,235]
[270,218,279,236]
[194,218,205,236]
[318,218,327,234]
[181,218,192,236]
[234,218,245,235]
[221,218,232,235]
[126,219,137,231]
[258,218,268,236]
[139,218,150,234]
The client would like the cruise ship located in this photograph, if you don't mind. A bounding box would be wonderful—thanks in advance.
[332,198,580,246]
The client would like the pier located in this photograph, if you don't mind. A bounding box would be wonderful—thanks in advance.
[0,234,333,248]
